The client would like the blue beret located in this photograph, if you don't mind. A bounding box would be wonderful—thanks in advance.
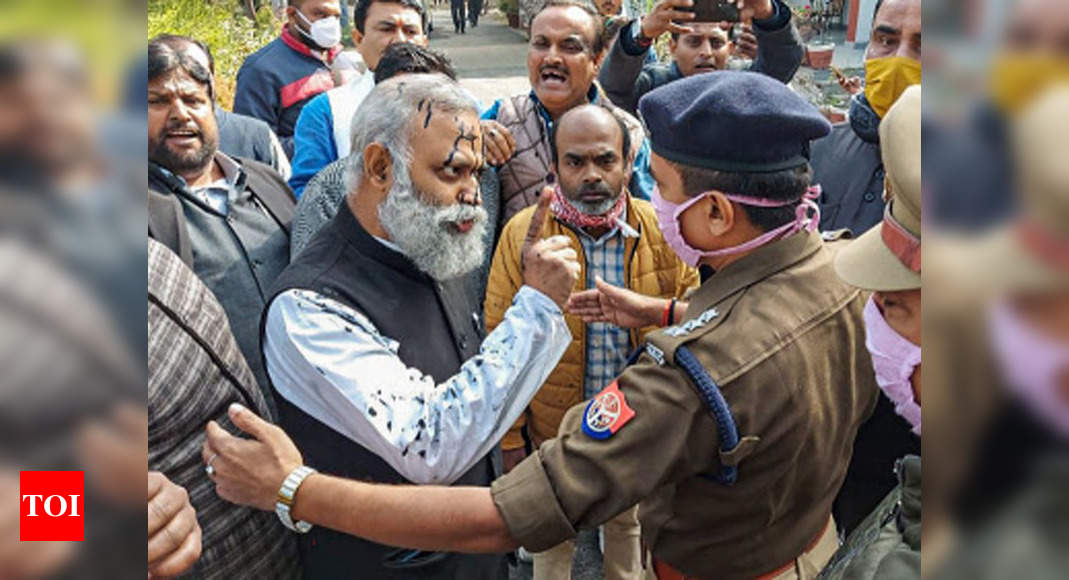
[638,71,832,173]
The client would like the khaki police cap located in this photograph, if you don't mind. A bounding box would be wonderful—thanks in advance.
[974,84,1069,292]
[835,85,922,291]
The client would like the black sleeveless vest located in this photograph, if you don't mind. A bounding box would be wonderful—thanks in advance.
[264,206,506,579]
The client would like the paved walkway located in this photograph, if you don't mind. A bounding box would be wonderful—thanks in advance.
[427,6,532,106]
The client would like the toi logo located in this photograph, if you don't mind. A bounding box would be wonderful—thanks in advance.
[20,471,84,541]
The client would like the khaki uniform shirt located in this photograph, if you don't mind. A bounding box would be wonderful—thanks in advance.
[491,231,878,579]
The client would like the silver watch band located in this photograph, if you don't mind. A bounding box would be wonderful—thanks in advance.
[275,465,317,533]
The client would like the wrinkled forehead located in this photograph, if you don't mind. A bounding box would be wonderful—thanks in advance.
[874,0,922,32]
[149,69,208,96]
[530,6,597,43]
[411,106,482,156]
[558,108,624,152]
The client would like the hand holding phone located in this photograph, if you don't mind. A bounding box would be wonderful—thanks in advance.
[688,0,776,23]
[640,0,697,40]
[690,0,740,22]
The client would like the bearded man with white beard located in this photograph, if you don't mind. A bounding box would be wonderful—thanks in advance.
[258,74,581,579]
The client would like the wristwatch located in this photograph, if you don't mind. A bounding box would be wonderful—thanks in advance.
[275,465,317,533]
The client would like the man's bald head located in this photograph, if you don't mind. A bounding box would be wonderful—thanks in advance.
[866,0,922,61]
[550,104,633,217]
[550,104,630,166]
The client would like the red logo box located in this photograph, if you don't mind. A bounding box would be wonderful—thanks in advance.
[20,471,84,541]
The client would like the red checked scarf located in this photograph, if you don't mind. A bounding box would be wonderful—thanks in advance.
[550,185,627,230]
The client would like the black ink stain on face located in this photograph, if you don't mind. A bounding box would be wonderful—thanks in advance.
[444,120,478,167]
[424,100,435,129]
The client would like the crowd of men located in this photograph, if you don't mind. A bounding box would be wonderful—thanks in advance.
[145,0,944,577]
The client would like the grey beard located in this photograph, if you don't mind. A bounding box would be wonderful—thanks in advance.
[572,195,620,216]
[379,178,488,281]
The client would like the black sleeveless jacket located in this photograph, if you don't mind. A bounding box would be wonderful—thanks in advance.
[263,206,505,579]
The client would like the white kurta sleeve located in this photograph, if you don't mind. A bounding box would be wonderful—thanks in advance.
[263,285,571,484]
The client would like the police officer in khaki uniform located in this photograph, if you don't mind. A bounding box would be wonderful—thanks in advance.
[204,72,880,580]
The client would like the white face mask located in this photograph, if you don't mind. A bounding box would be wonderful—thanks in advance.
[296,10,342,49]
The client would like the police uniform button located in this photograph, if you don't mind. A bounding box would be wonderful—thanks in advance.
[864,192,877,202]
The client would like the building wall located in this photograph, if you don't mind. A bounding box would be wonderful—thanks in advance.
[854,0,878,46]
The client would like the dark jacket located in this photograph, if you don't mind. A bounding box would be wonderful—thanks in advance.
[215,105,289,178]
[598,0,803,115]
[265,207,506,579]
[924,102,1015,231]
[233,29,339,158]
[148,156,295,408]
[819,455,920,580]
[812,96,885,235]
[834,394,921,535]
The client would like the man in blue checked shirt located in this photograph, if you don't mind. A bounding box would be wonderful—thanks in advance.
[483,103,698,579]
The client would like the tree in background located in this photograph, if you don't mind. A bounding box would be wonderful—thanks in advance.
[148,0,281,109]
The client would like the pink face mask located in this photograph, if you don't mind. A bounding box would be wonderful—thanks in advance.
[989,299,1069,438]
[650,184,822,268]
[864,296,922,436]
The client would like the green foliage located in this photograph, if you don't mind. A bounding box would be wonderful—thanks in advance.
[148,0,282,110]
[498,0,517,15]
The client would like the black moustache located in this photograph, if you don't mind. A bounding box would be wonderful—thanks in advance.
[164,124,200,136]
[578,184,613,197]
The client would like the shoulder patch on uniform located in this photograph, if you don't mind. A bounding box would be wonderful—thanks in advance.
[582,381,636,440]
[821,228,853,242]
[644,343,666,366]
[664,307,719,337]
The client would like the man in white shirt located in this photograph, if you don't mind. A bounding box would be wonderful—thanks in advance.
[256,74,580,578]
[288,0,428,197]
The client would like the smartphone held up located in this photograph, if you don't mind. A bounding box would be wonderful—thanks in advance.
[688,0,740,22]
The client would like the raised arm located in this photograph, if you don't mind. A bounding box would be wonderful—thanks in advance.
[748,0,805,84]
[204,402,518,553]
[205,345,712,554]
[265,190,578,485]
[598,0,697,115]
[263,283,570,485]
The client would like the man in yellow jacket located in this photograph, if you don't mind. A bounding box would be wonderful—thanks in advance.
[483,103,698,579]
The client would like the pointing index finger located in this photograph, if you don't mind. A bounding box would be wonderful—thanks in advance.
[522,187,554,258]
